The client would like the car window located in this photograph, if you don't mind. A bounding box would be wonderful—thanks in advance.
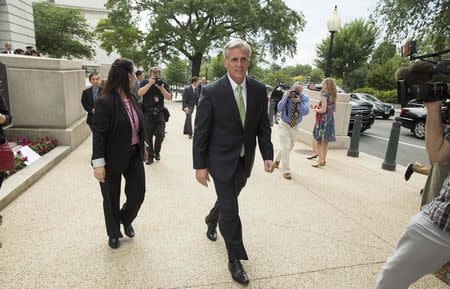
[363,94,380,102]
[350,94,358,100]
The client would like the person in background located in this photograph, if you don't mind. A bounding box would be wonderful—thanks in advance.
[269,83,284,125]
[1,42,13,54]
[311,78,337,167]
[81,73,102,133]
[182,76,200,139]
[0,91,12,188]
[134,70,145,102]
[91,58,148,249]
[14,49,24,55]
[270,83,309,179]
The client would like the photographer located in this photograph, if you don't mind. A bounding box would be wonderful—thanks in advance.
[138,67,172,164]
[270,83,309,179]
[269,83,284,125]
[374,98,450,288]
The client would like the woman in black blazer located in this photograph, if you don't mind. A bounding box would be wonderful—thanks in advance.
[92,58,147,249]
[0,91,12,188]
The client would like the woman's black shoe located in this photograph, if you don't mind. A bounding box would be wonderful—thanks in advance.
[307,154,318,160]
[108,237,120,249]
[124,225,135,238]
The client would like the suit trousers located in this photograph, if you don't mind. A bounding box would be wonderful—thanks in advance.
[143,116,165,157]
[375,211,450,289]
[99,148,146,238]
[274,121,300,173]
[183,110,193,135]
[206,158,249,261]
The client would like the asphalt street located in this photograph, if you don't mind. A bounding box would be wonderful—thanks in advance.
[359,113,428,168]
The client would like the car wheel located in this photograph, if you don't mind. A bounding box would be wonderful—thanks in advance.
[413,120,425,139]
[382,115,390,120]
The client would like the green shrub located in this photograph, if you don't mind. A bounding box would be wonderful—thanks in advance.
[354,87,397,103]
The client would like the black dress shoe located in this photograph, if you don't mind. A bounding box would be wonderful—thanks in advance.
[228,260,249,284]
[188,134,192,139]
[205,217,217,241]
[154,154,161,161]
[124,224,135,238]
[405,163,414,181]
[146,158,154,165]
[108,237,120,249]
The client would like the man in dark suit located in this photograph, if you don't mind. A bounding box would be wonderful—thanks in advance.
[81,73,102,132]
[182,76,200,138]
[193,39,274,285]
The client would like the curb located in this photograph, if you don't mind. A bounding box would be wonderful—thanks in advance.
[0,146,71,210]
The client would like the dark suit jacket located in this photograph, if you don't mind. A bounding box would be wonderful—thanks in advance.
[193,75,273,182]
[92,92,146,174]
[81,86,102,125]
[182,85,198,110]
[0,92,12,145]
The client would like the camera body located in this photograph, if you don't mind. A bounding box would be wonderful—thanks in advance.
[154,77,164,86]
[396,40,450,106]
[288,90,298,99]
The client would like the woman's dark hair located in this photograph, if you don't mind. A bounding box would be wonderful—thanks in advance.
[100,58,134,100]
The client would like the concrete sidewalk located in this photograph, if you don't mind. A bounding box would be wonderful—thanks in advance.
[0,101,445,288]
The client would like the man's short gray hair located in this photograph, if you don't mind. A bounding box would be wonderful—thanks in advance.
[223,39,252,59]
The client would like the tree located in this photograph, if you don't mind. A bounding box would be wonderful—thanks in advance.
[285,64,313,78]
[366,55,406,90]
[315,19,379,84]
[372,0,450,51]
[346,66,368,91]
[33,1,94,59]
[371,42,396,65]
[94,0,153,70]
[98,0,306,77]
[309,68,324,83]
[162,57,189,86]
[209,54,227,81]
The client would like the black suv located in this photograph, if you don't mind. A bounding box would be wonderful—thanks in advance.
[349,99,375,134]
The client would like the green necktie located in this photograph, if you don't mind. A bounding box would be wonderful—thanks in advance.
[236,85,245,156]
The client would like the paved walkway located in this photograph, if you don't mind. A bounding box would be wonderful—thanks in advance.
[0,101,446,288]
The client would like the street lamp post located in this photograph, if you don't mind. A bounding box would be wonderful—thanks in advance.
[325,5,342,78]
[205,63,208,83]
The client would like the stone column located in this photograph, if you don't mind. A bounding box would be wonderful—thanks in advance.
[0,0,36,50]
[297,90,351,149]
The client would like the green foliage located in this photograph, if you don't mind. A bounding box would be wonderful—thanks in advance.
[310,68,324,83]
[95,0,153,69]
[285,64,313,78]
[371,42,397,65]
[315,19,379,82]
[346,66,368,91]
[33,1,95,59]
[372,0,450,51]
[209,54,227,80]
[354,87,397,103]
[98,0,305,77]
[366,55,406,90]
[162,57,189,86]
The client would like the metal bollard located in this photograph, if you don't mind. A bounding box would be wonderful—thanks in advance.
[347,114,362,157]
[382,117,402,171]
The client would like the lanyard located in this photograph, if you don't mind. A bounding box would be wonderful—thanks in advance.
[121,97,137,132]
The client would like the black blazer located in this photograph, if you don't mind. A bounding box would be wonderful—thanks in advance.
[81,86,102,125]
[193,75,273,182]
[182,85,199,110]
[92,92,146,174]
[0,92,12,145]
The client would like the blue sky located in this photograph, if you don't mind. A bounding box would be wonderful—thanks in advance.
[280,0,378,67]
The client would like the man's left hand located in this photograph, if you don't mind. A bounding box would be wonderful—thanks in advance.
[264,160,274,173]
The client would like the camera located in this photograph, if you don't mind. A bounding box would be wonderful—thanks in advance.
[154,77,164,86]
[288,91,298,98]
[396,40,450,107]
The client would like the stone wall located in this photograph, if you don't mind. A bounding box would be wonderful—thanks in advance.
[0,0,36,50]
[0,54,90,148]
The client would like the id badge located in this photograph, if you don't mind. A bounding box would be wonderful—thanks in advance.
[294,111,299,117]
[154,97,159,103]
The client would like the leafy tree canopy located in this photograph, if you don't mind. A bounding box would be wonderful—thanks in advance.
[371,0,450,51]
[97,0,306,77]
[33,1,94,59]
[162,56,189,86]
[370,42,397,65]
[315,19,379,83]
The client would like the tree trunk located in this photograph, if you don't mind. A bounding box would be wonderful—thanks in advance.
[191,53,202,78]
